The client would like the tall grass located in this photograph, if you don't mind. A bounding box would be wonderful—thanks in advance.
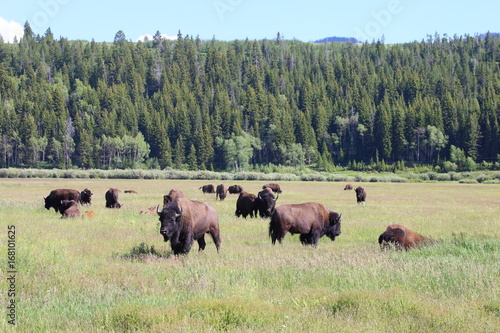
[0,179,498,332]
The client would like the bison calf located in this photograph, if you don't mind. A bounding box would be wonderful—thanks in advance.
[378,224,429,250]
[269,202,342,246]
[60,200,82,218]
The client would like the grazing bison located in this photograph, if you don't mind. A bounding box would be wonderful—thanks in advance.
[80,188,93,205]
[163,189,184,206]
[254,188,278,218]
[235,191,257,218]
[355,186,367,204]
[228,185,244,194]
[199,184,215,194]
[59,199,82,218]
[263,183,282,193]
[216,184,228,201]
[124,190,139,194]
[44,189,80,213]
[105,188,122,208]
[378,224,430,251]
[269,202,342,246]
[343,184,353,190]
[157,197,221,255]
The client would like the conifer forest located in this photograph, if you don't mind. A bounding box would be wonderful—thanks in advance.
[0,24,499,172]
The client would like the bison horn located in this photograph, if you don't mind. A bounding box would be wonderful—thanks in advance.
[175,207,183,219]
[156,205,161,216]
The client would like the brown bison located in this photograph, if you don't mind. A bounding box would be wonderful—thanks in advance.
[59,199,82,218]
[44,189,81,213]
[228,185,244,194]
[80,188,93,205]
[235,191,257,218]
[216,184,228,201]
[124,190,139,194]
[254,187,278,218]
[140,205,159,215]
[378,224,430,250]
[199,184,215,194]
[343,184,353,190]
[157,197,221,255]
[263,183,282,193]
[355,186,367,204]
[105,188,121,208]
[163,189,184,206]
[269,202,342,246]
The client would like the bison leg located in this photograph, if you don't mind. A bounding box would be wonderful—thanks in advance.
[210,231,221,253]
[197,236,206,251]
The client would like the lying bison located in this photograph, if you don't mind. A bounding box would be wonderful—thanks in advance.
[378,224,430,250]
[59,199,82,218]
[80,188,93,205]
[343,184,353,190]
[269,202,342,246]
[235,191,257,218]
[105,188,121,208]
[228,185,244,194]
[44,189,81,213]
[157,197,221,255]
[355,186,367,204]
[163,189,184,206]
[199,184,215,194]
[263,183,282,193]
[140,205,159,215]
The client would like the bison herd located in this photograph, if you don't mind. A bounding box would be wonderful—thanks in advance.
[44,182,431,255]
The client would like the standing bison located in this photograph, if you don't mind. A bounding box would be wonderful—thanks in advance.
[235,191,257,218]
[269,202,342,246]
[228,185,244,194]
[254,188,278,218]
[80,188,93,205]
[105,188,122,208]
[44,189,80,213]
[355,186,367,204]
[216,184,228,201]
[262,183,282,193]
[157,197,221,255]
[199,184,215,194]
[378,224,430,250]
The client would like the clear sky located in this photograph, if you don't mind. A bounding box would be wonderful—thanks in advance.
[1,0,499,44]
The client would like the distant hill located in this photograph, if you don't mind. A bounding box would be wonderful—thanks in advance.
[313,36,360,43]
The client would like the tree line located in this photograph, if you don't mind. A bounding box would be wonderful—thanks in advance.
[0,23,499,172]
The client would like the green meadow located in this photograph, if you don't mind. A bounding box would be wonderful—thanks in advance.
[1,178,499,332]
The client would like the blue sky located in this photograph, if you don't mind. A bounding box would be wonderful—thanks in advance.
[1,0,499,44]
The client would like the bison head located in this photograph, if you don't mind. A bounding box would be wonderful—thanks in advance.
[257,193,278,217]
[158,207,183,242]
[326,212,342,241]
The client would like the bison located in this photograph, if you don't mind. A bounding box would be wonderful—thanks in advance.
[228,185,244,194]
[262,183,282,193]
[378,224,430,251]
[269,202,342,246]
[105,188,122,208]
[163,189,184,206]
[355,186,367,204]
[44,189,80,213]
[235,191,257,218]
[253,187,278,218]
[124,190,139,194]
[157,197,221,255]
[216,184,228,201]
[140,205,159,215]
[80,188,93,205]
[199,184,215,194]
[343,184,353,190]
[59,199,82,218]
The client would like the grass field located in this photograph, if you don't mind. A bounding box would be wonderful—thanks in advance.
[1,178,499,332]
